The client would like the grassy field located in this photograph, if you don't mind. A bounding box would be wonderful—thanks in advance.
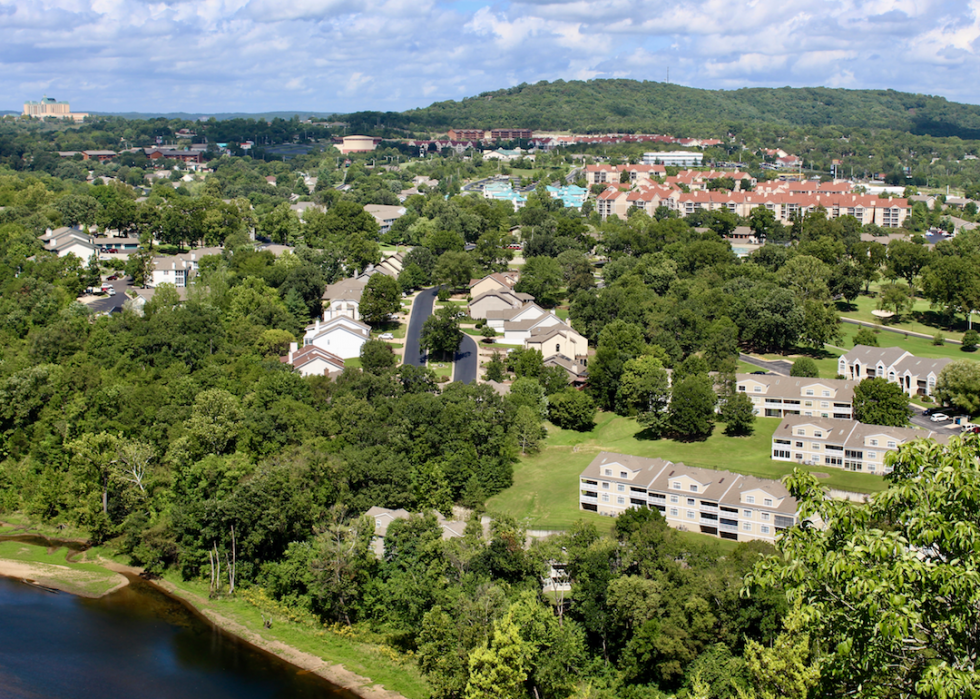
[737,360,768,374]
[839,288,974,335]
[754,347,843,379]
[161,575,431,699]
[486,412,888,532]
[0,541,123,596]
[836,323,977,362]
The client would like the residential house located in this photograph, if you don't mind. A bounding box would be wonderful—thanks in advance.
[543,354,588,388]
[525,322,588,361]
[321,276,368,320]
[374,251,405,279]
[363,506,474,557]
[281,342,345,377]
[736,374,857,419]
[148,248,223,288]
[579,452,798,543]
[364,205,407,236]
[302,314,370,359]
[838,345,951,398]
[771,415,951,474]
[468,288,533,320]
[40,228,98,262]
[469,271,520,299]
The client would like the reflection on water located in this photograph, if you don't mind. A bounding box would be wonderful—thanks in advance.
[0,575,358,699]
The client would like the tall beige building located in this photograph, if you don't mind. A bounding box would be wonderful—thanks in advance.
[22,97,88,122]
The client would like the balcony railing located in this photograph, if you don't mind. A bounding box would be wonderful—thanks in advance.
[580,495,598,505]
[719,523,739,533]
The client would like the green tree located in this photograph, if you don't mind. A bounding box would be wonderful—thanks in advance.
[548,389,596,432]
[588,319,645,411]
[513,405,544,455]
[668,375,716,440]
[962,329,980,352]
[853,327,879,347]
[740,600,820,699]
[434,251,474,290]
[720,389,756,436]
[125,239,156,289]
[877,282,913,317]
[936,360,980,413]
[703,317,739,371]
[617,355,670,436]
[484,351,506,382]
[886,238,931,291]
[749,443,980,699]
[852,377,910,426]
[68,432,120,516]
[420,306,462,360]
[359,273,401,325]
[514,256,563,307]
[360,339,398,374]
[185,389,243,456]
[465,612,530,699]
[789,357,820,378]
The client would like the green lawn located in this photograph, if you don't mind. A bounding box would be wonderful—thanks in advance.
[0,541,123,596]
[737,360,767,374]
[486,413,887,532]
[753,348,843,379]
[839,287,974,335]
[835,324,977,362]
[427,361,453,379]
[373,320,406,340]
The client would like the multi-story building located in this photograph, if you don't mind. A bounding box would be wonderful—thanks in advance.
[23,96,88,122]
[838,345,951,398]
[736,374,857,419]
[447,128,486,141]
[641,151,704,167]
[490,128,532,141]
[579,452,798,543]
[771,415,951,474]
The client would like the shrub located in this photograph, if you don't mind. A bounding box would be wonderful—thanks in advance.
[437,287,450,302]
[853,327,879,347]
[962,329,979,352]
[790,357,820,378]
[932,332,946,346]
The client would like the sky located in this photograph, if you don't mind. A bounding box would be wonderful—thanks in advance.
[4,0,980,115]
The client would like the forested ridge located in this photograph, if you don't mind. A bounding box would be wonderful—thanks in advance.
[342,79,980,139]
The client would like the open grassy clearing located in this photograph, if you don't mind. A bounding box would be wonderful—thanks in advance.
[487,412,888,532]
[0,541,123,596]
[838,285,975,335]
[835,323,977,362]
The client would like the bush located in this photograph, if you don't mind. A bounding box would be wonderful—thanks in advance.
[437,287,450,302]
[962,329,979,352]
[790,357,820,378]
[932,332,946,346]
[548,389,596,432]
[853,327,879,347]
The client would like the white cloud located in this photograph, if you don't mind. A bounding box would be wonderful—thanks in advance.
[2,0,980,113]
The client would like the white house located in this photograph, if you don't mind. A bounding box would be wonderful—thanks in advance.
[282,342,345,377]
[302,315,370,359]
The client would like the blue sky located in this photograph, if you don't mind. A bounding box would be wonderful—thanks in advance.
[4,0,980,114]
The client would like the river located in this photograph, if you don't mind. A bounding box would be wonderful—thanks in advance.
[0,573,358,699]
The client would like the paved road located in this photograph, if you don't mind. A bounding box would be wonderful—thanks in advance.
[738,353,792,376]
[403,287,438,367]
[87,279,129,315]
[455,334,478,384]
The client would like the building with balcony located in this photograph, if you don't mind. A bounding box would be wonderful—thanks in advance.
[838,345,951,398]
[736,374,857,419]
[579,452,798,543]
[771,415,951,474]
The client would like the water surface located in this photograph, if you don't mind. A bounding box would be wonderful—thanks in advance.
[0,574,358,699]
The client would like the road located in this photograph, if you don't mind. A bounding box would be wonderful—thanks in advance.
[454,334,478,384]
[403,287,438,367]
[86,279,129,315]
[738,353,792,376]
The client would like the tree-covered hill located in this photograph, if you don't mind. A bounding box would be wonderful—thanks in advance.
[341,79,980,139]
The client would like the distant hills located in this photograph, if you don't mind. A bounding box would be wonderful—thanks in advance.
[340,80,980,140]
[1,110,336,121]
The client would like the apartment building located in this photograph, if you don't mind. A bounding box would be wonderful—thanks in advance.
[579,452,798,543]
[736,374,856,419]
[771,415,950,474]
[641,151,704,167]
[23,96,88,121]
[838,345,951,398]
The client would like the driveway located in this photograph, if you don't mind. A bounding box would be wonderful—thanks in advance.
[86,279,129,315]
[403,287,438,367]
[739,353,792,376]
[454,334,478,384]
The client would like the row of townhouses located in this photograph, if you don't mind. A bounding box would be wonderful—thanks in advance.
[579,452,798,544]
[736,374,857,419]
[838,345,951,398]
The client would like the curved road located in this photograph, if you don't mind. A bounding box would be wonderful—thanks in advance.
[403,287,439,367]
[402,286,478,384]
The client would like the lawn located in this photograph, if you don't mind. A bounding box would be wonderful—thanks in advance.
[0,541,123,596]
[835,324,977,362]
[486,412,888,532]
[427,361,453,379]
[753,347,843,379]
[839,286,975,335]
[373,319,406,340]
[737,360,768,374]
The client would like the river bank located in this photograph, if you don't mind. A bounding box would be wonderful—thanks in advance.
[0,525,426,699]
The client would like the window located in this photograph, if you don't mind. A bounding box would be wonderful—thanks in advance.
[687,510,696,519]
[617,496,625,504]
[616,484,624,492]
[868,451,877,459]
[601,494,609,502]
[822,390,830,397]
[742,522,752,531]
[690,484,698,492]
[556,343,561,353]
[745,495,755,504]
[672,482,681,490]
[870,439,878,447]
[805,389,814,396]
[738,385,746,392]
[795,441,803,448]
[773,449,790,459]
[753,386,762,392]
[761,525,771,534]
[804,401,813,408]
[814,431,822,438]
[601,482,609,489]
[604,469,612,476]
[761,512,770,521]
[821,402,829,408]
[743,509,752,518]
[812,443,821,451]
[620,471,628,478]
[887,441,896,449]
[764,498,773,506]
[669,508,678,517]
[670,495,679,504]
[686,498,695,506]
[796,429,805,436]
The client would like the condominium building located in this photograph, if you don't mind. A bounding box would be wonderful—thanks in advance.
[771,415,950,475]
[736,374,856,419]
[838,345,951,398]
[579,452,798,543]
[641,151,704,167]
[23,96,88,122]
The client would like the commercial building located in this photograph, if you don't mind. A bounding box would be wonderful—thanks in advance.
[771,415,950,474]
[641,151,704,167]
[23,96,88,122]
[579,452,798,543]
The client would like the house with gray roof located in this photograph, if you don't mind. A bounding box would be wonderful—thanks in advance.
[838,345,951,398]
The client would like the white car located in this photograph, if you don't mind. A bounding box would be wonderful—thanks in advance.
[930,413,949,422]
[378,332,394,340]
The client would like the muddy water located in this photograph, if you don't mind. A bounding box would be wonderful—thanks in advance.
[0,574,359,698]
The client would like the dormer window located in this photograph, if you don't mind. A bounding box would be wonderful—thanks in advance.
[870,439,878,447]
[796,429,805,436]
[764,498,773,506]
[814,431,822,438]
[690,485,698,492]
[822,390,830,397]
[672,482,682,490]
[805,389,814,396]
[605,469,612,476]
[620,471,628,478]
[745,495,755,504]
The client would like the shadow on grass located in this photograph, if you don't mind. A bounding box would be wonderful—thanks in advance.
[634,426,710,443]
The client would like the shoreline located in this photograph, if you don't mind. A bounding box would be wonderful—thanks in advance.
[99,561,409,699]
[0,528,413,699]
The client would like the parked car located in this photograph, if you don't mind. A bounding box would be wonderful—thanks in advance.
[930,413,949,422]
[106,274,119,281]
[922,407,942,416]
[751,371,768,375]
[106,287,116,296]
[378,332,394,340]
